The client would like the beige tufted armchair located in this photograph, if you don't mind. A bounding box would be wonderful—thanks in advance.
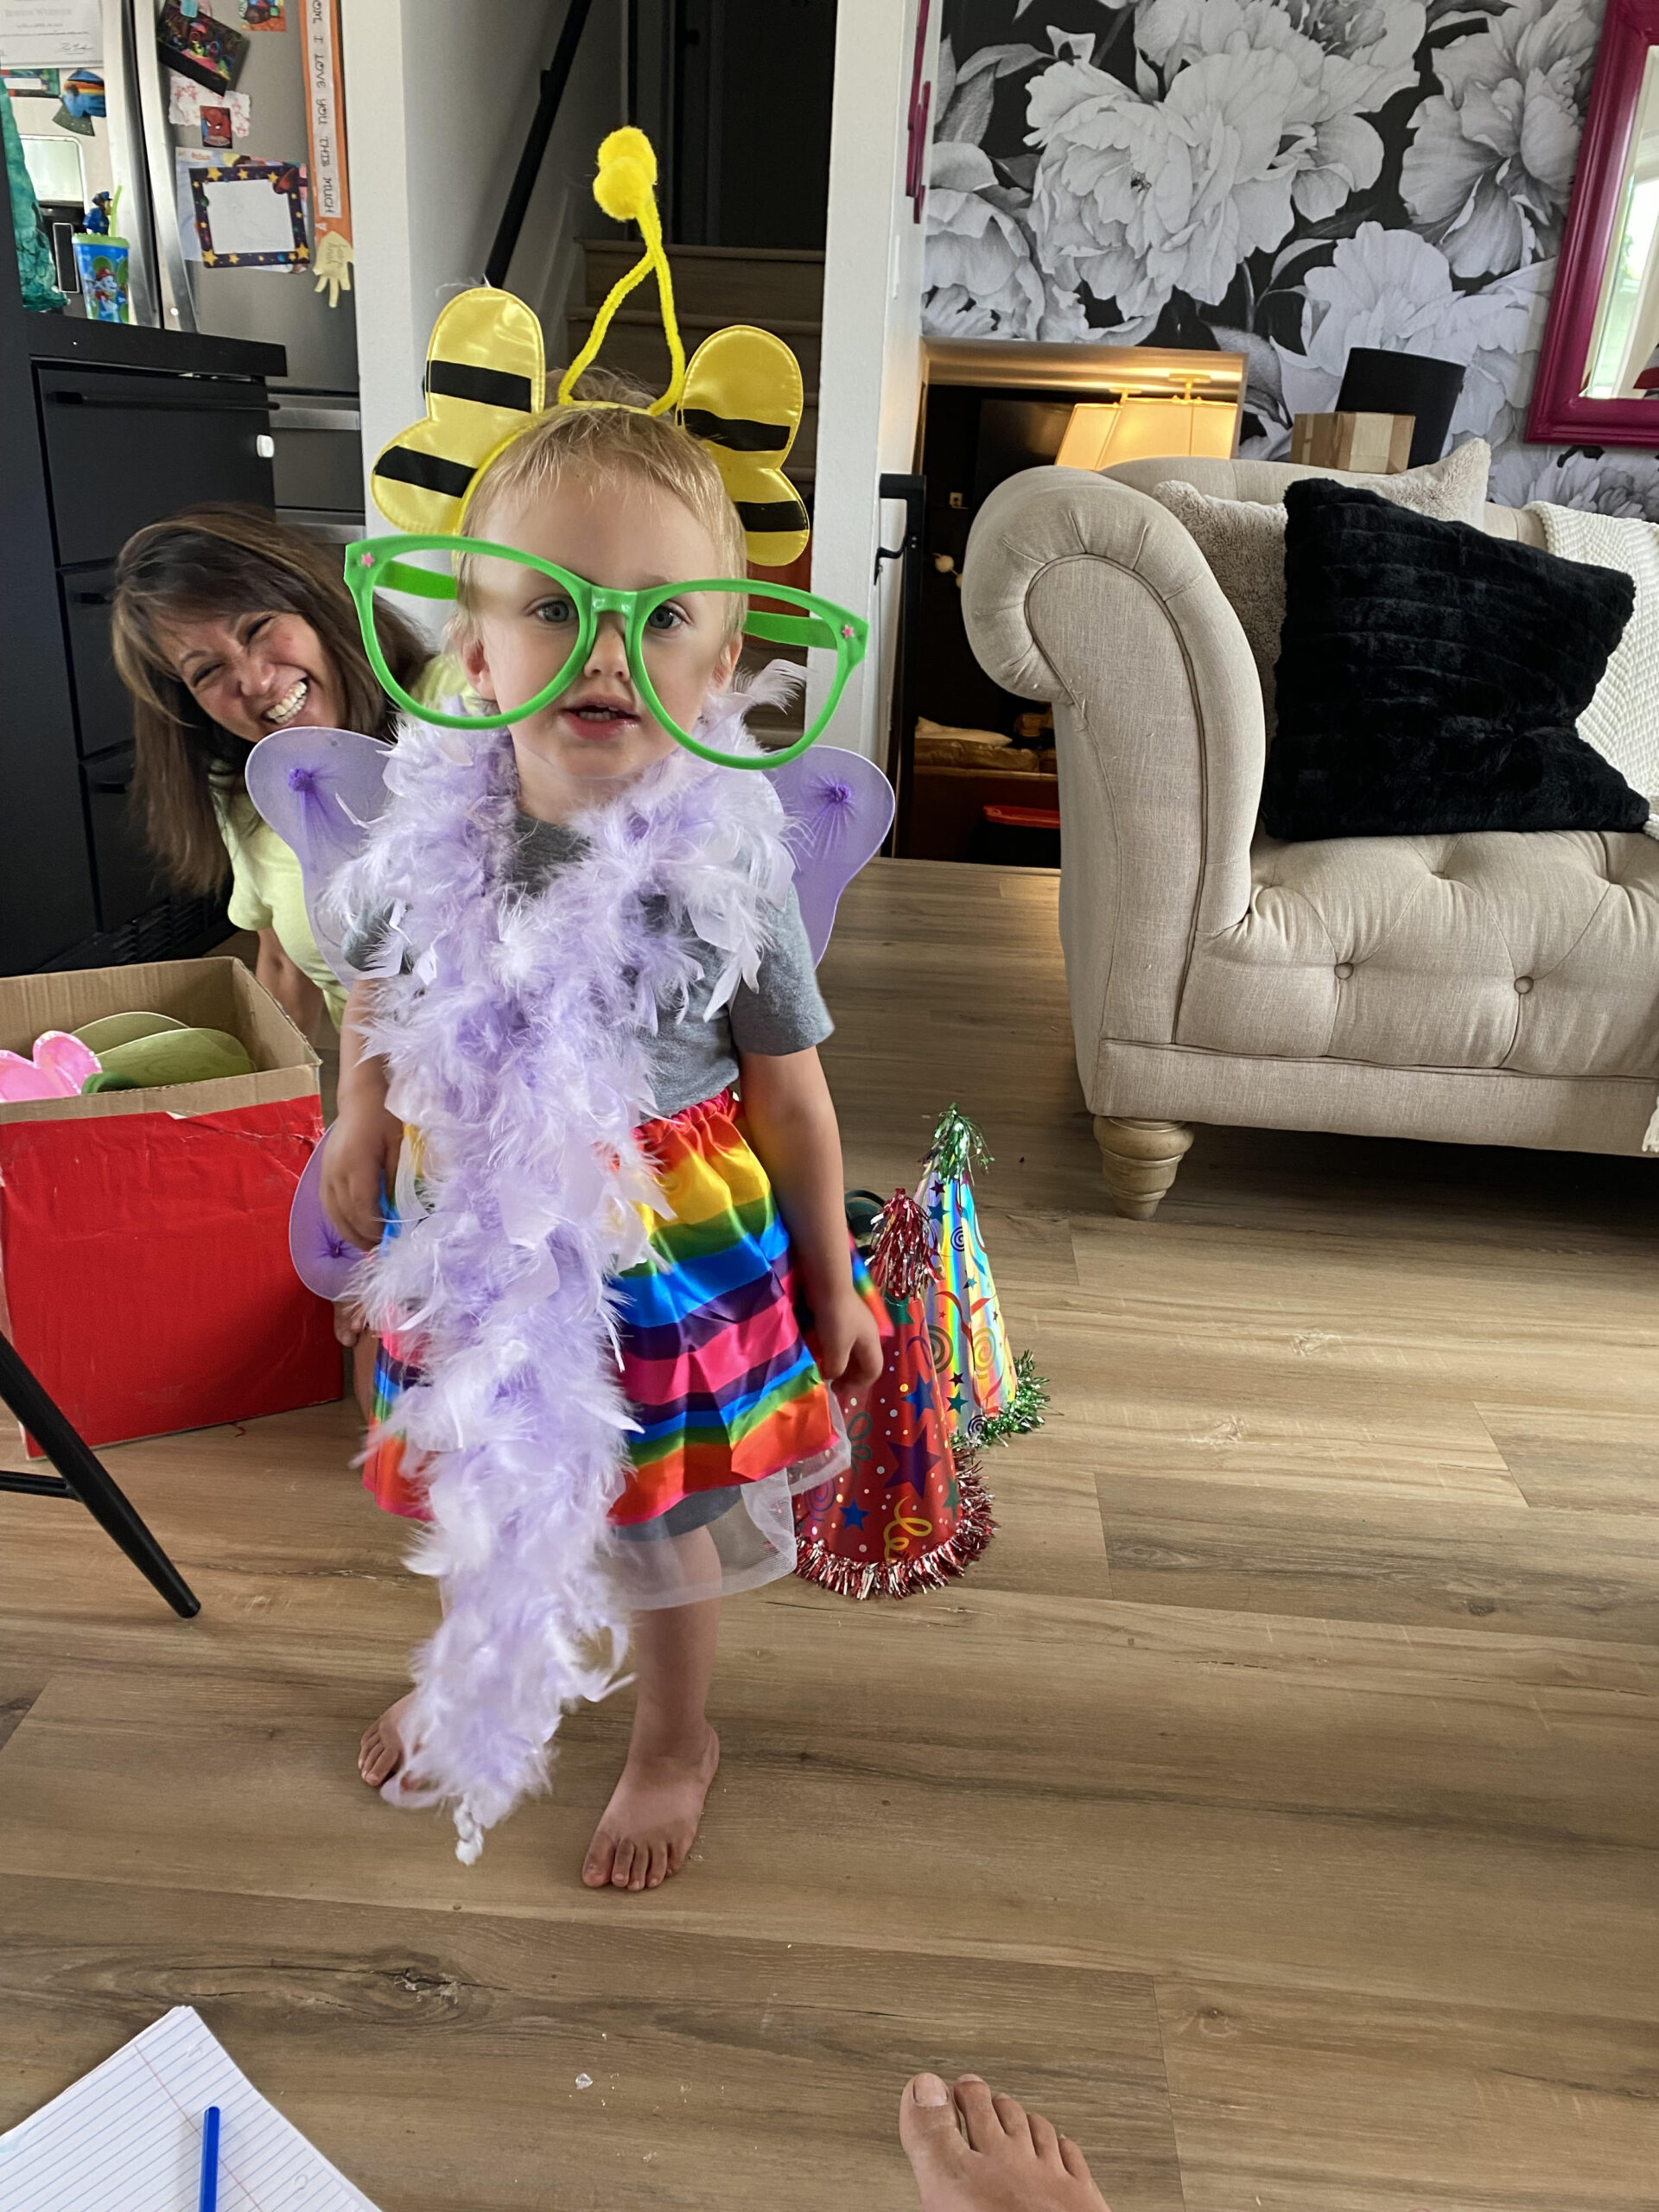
[960,455,1659,1217]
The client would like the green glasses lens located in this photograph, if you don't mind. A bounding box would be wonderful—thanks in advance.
[626,578,867,767]
[346,537,594,730]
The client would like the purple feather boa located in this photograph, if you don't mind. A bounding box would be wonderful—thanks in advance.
[338,713,796,1861]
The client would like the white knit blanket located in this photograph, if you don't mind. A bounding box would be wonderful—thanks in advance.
[1531,505,1659,1152]
[1529,501,1659,814]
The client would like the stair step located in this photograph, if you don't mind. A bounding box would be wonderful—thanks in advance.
[582,239,824,321]
[564,308,822,392]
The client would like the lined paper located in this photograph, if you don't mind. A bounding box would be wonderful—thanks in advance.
[0,2006,382,2212]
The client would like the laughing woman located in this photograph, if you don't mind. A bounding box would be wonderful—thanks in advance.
[111,504,432,1042]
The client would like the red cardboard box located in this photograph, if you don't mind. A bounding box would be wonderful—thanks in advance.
[0,957,341,1452]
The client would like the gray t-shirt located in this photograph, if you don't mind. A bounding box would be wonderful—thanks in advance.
[347,814,831,1121]
[506,816,830,1117]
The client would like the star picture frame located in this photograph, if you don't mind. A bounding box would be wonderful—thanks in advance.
[189,157,309,269]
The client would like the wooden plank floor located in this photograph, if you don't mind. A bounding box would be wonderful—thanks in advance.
[3,858,1656,2212]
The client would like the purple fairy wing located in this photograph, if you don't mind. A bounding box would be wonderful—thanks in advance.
[766,747,894,963]
[289,1125,367,1302]
[244,727,396,986]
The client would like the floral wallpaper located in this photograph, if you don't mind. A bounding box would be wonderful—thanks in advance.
[924,0,1659,515]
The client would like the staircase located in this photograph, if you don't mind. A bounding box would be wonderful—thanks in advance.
[568,241,826,741]
[568,241,823,502]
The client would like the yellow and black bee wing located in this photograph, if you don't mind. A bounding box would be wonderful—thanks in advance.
[679,326,809,569]
[370,288,546,533]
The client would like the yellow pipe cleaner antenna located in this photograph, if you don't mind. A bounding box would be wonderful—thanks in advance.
[558,127,683,414]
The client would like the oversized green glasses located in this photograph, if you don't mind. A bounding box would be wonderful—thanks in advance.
[344,533,868,769]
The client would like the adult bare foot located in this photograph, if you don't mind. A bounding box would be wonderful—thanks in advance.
[581,1724,720,1892]
[898,2074,1110,2212]
[359,1691,415,1789]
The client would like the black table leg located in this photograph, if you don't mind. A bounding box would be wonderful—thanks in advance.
[0,1331,200,1618]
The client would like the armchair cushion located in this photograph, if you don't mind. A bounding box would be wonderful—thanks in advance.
[1178,824,1659,1080]
[1149,440,1491,733]
[1263,481,1644,841]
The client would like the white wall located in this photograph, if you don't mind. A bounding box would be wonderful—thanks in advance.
[810,0,939,762]
[342,0,621,524]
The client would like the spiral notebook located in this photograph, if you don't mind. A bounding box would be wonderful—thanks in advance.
[0,2006,382,2212]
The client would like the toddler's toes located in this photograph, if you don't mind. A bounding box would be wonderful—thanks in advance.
[582,1830,618,1889]
[359,1692,415,1788]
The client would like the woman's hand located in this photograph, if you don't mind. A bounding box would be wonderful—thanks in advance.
[321,1104,403,1249]
[810,1284,885,1413]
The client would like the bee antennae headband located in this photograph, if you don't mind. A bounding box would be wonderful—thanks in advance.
[369,128,811,569]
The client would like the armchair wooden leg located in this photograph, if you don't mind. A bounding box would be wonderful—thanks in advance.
[1093,1117,1193,1220]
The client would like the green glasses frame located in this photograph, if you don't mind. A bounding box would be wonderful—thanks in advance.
[343,533,869,769]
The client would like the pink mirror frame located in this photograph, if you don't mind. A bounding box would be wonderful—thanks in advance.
[1529,0,1659,446]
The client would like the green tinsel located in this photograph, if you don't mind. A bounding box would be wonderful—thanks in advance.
[952,1351,1048,1454]
[924,1102,992,1185]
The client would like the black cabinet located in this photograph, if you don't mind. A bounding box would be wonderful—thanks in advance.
[60,568,128,759]
[33,360,275,969]
[81,743,166,934]
[3,148,289,973]
[0,328,283,972]
[38,365,275,566]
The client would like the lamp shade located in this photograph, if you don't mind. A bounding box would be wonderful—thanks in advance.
[1334,348,1465,466]
[1056,392,1236,470]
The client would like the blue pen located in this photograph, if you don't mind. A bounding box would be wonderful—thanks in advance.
[198,2106,220,2212]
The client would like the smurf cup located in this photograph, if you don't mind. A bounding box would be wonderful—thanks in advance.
[73,236,130,322]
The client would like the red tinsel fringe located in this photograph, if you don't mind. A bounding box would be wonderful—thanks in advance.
[868,1186,936,1304]
[791,1459,997,1601]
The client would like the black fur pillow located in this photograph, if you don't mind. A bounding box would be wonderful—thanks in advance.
[1262,480,1645,841]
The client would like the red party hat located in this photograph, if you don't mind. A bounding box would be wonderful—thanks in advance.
[794,1191,995,1599]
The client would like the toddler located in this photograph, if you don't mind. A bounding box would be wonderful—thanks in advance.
[322,390,883,1885]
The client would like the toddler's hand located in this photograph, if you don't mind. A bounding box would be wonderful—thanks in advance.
[322,1106,404,1251]
[812,1288,884,1414]
[333,1299,368,1348]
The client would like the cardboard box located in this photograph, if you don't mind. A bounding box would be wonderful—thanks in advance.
[0,957,341,1452]
[1289,410,1415,475]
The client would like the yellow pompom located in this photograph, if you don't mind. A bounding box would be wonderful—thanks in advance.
[593,127,658,222]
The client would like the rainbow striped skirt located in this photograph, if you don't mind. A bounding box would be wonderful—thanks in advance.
[363,1090,880,1603]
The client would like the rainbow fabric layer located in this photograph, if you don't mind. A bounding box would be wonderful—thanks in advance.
[364,1089,878,1527]
[610,1089,855,1522]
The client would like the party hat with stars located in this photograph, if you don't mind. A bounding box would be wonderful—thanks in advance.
[919,1106,1048,1454]
[794,1191,995,1599]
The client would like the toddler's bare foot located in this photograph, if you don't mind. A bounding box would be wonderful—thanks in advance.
[359,1692,415,1789]
[582,1724,720,1892]
[899,2075,1110,2212]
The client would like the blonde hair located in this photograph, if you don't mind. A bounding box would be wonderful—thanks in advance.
[455,367,748,637]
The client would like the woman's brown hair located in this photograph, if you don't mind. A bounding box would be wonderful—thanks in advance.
[112,505,427,894]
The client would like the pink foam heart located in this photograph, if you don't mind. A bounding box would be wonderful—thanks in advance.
[0,1051,60,1102]
[0,1032,103,1102]
[35,1032,101,1093]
